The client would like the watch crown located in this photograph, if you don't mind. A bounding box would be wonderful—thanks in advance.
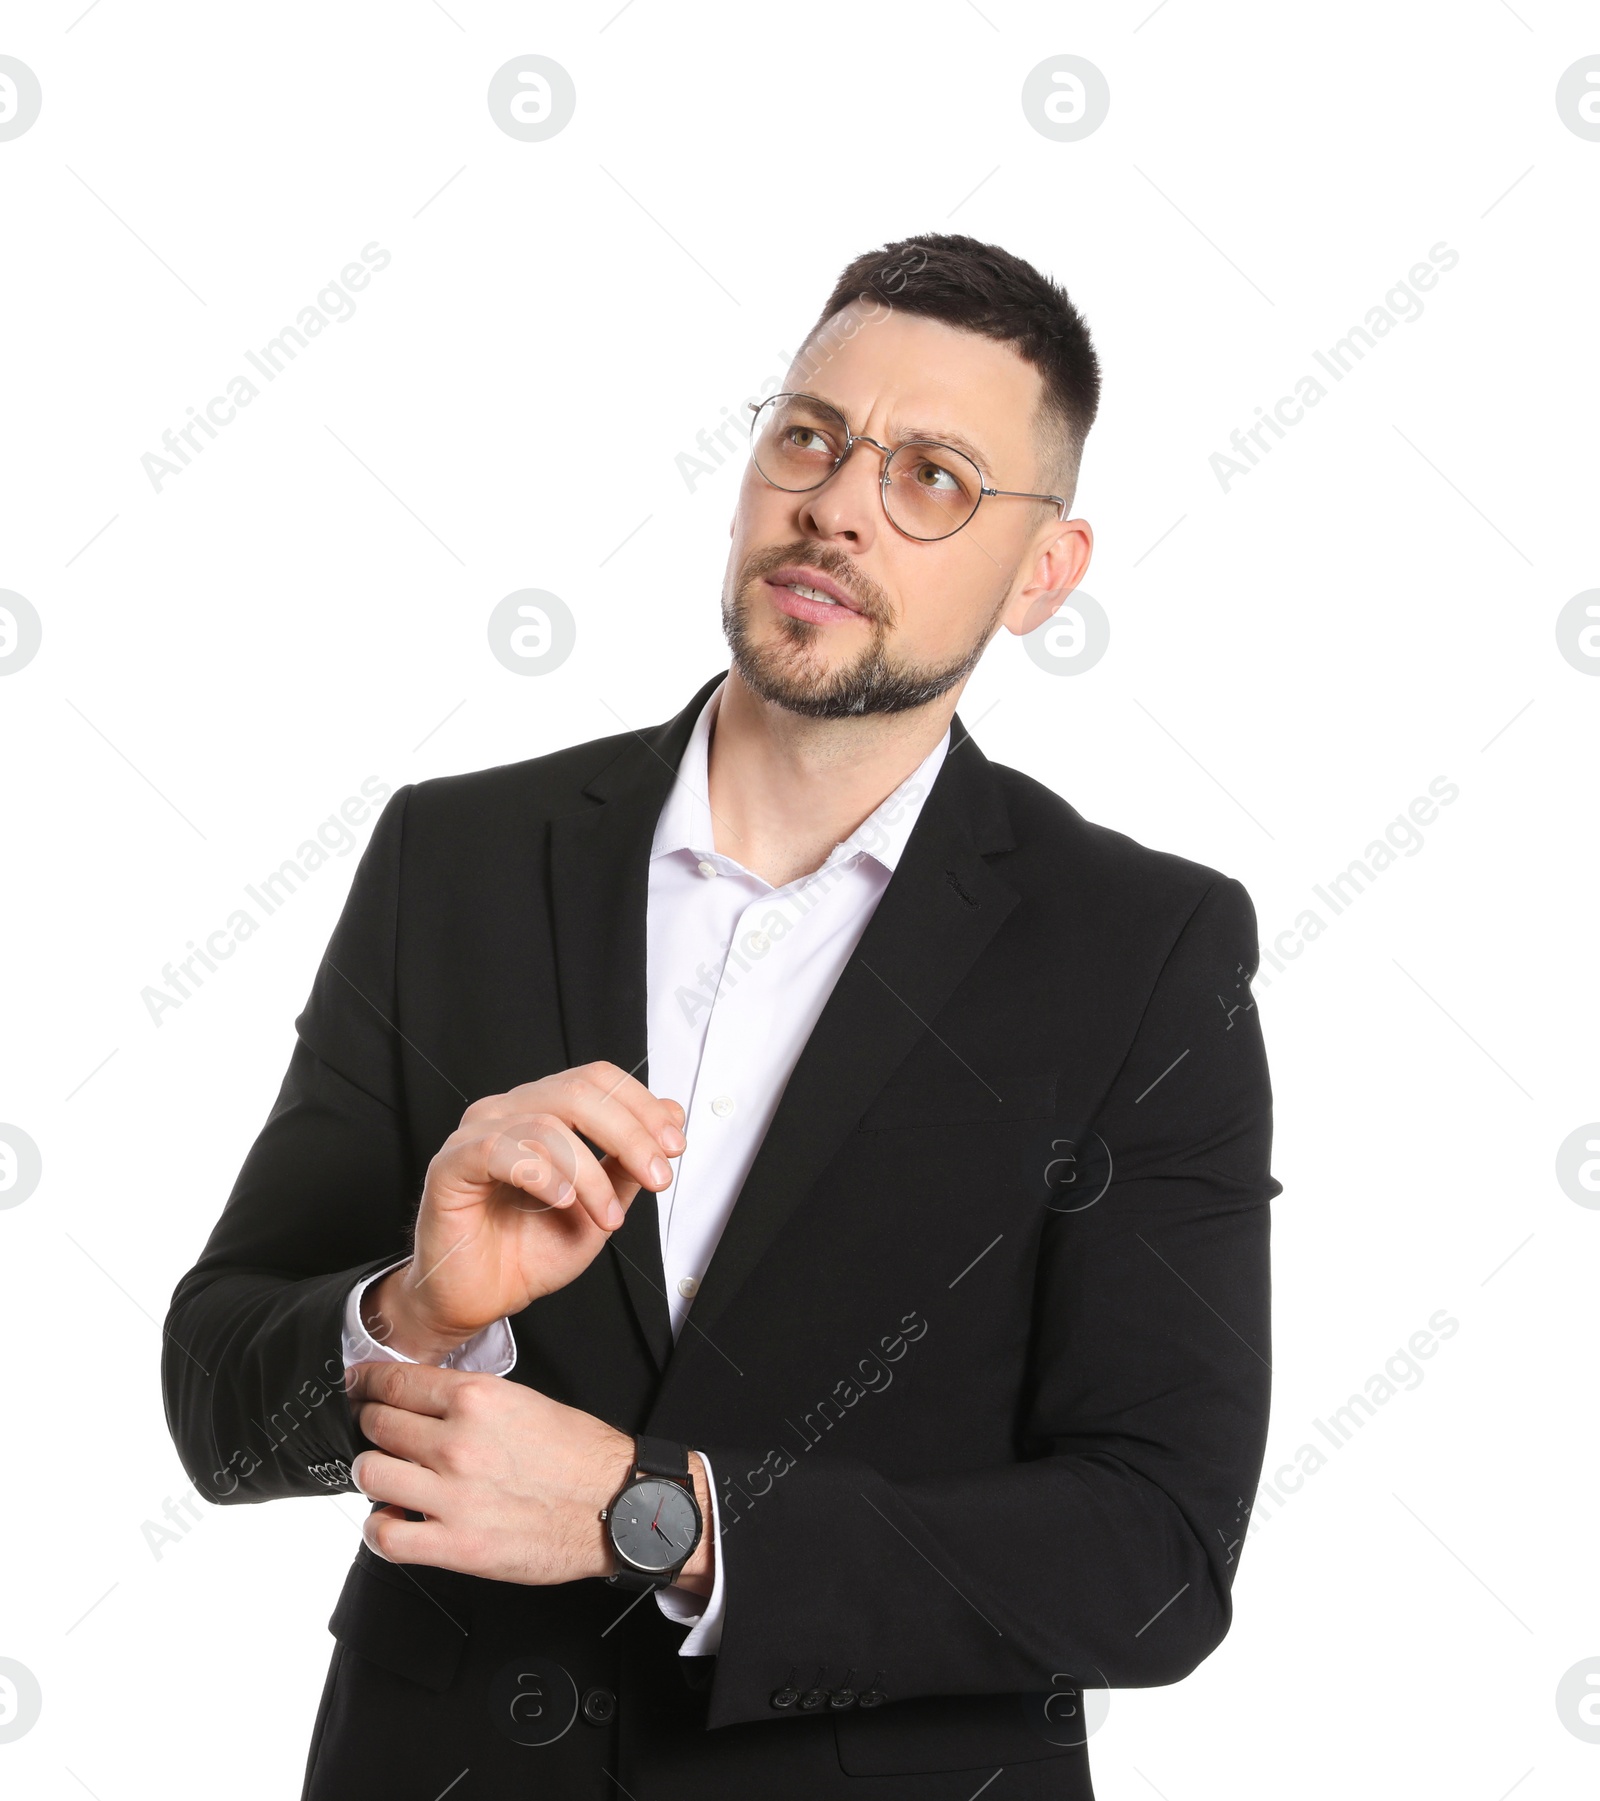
[598,1508,608,1521]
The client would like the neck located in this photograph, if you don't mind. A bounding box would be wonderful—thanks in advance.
[705,667,958,889]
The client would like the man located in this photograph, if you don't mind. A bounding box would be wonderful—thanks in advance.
[163,233,1278,1801]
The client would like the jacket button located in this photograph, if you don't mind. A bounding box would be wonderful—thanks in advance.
[858,1687,886,1709]
[581,1686,616,1726]
[770,1685,798,1709]
[799,1686,828,1710]
[829,1684,857,1709]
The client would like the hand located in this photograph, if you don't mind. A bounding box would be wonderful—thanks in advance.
[345,1361,715,1594]
[364,1063,686,1359]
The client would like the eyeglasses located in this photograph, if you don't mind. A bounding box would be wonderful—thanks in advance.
[746,392,1067,543]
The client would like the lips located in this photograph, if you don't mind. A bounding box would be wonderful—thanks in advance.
[763,566,863,613]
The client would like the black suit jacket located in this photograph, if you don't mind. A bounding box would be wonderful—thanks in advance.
[162,669,1279,1801]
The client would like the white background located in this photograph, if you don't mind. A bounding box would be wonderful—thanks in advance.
[1,2,1596,1796]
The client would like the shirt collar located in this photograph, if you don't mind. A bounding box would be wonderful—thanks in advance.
[650,675,950,878]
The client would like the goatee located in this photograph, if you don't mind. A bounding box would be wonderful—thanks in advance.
[721,549,1002,720]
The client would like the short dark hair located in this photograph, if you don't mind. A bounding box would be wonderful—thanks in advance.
[799,232,1101,504]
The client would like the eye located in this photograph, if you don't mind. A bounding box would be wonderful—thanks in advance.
[911,458,962,491]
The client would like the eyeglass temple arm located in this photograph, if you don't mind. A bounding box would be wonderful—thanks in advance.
[985,485,1068,519]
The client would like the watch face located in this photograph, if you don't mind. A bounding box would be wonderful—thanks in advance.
[609,1477,700,1575]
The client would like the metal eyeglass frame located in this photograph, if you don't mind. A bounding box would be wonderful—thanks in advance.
[745,392,1067,543]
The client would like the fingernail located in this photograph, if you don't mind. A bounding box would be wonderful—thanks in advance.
[659,1125,686,1154]
[606,1199,626,1229]
[649,1156,671,1186]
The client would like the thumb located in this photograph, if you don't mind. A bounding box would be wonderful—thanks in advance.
[597,1151,646,1219]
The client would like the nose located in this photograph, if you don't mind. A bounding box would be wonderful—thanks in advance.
[796,435,888,548]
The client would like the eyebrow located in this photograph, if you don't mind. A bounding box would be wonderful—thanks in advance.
[897,425,994,477]
[802,392,995,480]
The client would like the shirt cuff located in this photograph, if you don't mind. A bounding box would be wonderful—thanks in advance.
[340,1258,517,1375]
[655,1450,724,1655]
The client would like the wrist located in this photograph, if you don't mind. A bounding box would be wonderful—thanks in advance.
[590,1430,637,1579]
[670,1452,715,1597]
[361,1266,473,1364]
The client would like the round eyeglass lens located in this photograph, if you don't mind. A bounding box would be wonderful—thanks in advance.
[882,443,984,539]
[749,394,850,491]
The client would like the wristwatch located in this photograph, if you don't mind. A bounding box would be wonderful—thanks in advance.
[601,1435,704,1593]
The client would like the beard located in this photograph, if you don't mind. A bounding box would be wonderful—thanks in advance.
[721,542,1006,720]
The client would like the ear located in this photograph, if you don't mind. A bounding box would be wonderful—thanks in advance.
[999,517,1094,638]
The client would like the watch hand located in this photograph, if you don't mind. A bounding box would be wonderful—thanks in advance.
[652,1521,678,1548]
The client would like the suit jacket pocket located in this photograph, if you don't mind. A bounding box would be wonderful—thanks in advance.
[327,1549,469,1694]
[834,1692,1088,1777]
[854,1069,1058,1132]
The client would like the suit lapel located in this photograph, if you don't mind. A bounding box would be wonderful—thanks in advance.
[547,672,725,1372]
[548,673,1020,1384]
[657,717,1020,1387]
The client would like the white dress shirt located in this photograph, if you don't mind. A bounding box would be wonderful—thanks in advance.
[341,675,949,1656]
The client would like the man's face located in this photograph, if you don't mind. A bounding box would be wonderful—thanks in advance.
[721,303,1091,720]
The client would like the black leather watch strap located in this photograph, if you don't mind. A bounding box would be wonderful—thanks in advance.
[607,1564,665,1594]
[632,1435,689,1481]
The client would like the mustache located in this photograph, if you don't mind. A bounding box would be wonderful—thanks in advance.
[738,543,889,622]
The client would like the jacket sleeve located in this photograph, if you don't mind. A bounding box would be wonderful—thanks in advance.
[161,784,428,1504]
[697,875,1278,1728]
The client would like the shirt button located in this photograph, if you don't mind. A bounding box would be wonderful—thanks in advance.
[677,1276,700,1299]
[748,930,770,953]
[710,1094,734,1118]
[696,859,718,878]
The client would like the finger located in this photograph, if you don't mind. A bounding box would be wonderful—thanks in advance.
[548,1066,683,1193]
[598,1153,645,1223]
[607,1065,688,1153]
[344,1359,462,1417]
[352,1449,447,1517]
[436,1116,616,1232]
[362,1504,451,1566]
[467,1071,686,1156]
[517,1063,688,1168]
[478,1117,630,1235]
[356,1398,449,1468]
[481,1116,584,1208]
